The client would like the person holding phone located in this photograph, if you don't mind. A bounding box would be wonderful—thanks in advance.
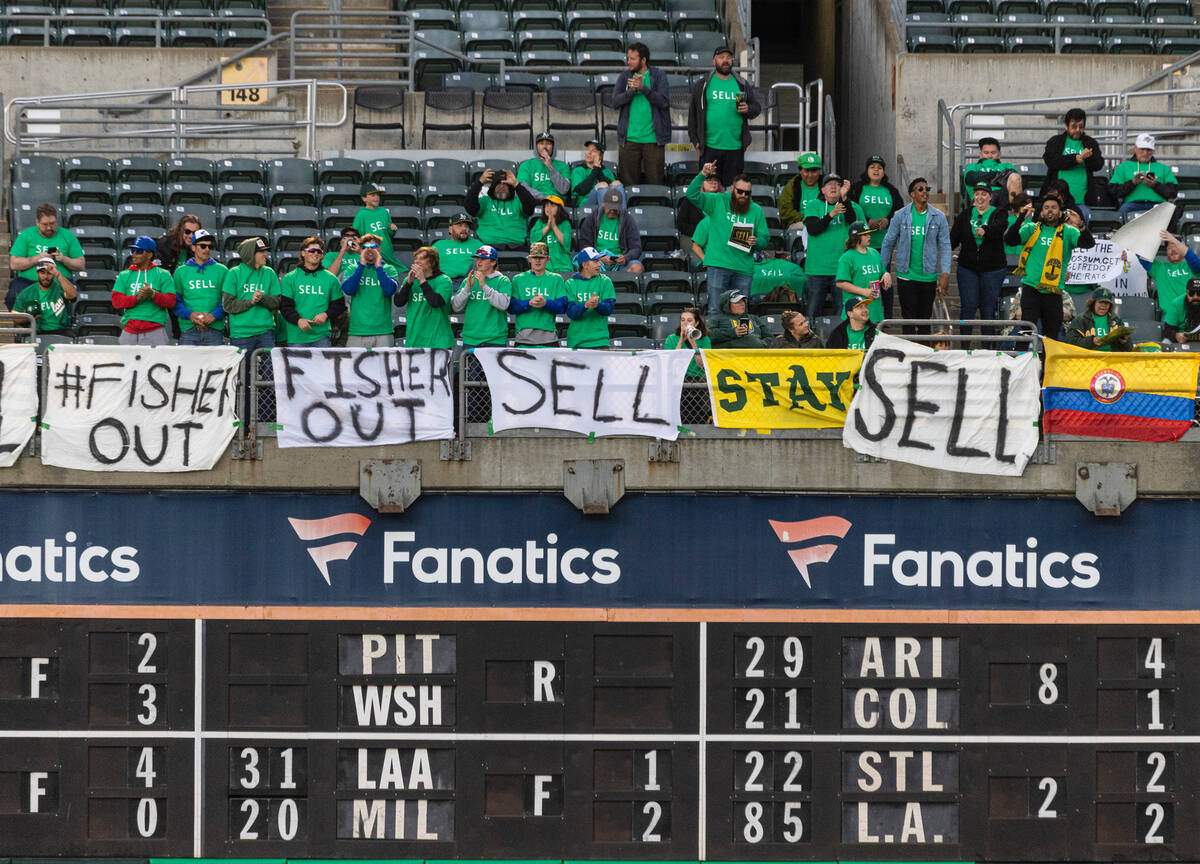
[1109,133,1178,217]
[688,46,761,186]
[708,289,768,348]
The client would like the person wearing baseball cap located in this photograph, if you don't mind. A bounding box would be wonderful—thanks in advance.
[708,287,768,348]
[15,256,77,335]
[353,181,400,268]
[530,194,573,276]
[341,233,401,347]
[835,220,889,325]
[173,228,229,345]
[466,165,538,251]
[1163,274,1200,345]
[5,203,84,314]
[112,235,177,345]
[517,131,572,201]
[572,138,624,209]
[580,187,644,274]
[688,43,761,187]
[509,241,568,346]
[880,176,952,333]
[779,151,823,230]
[1110,131,1179,218]
[323,226,360,278]
[688,162,769,312]
[826,294,877,350]
[847,156,903,259]
[613,41,670,186]
[962,137,1017,204]
[450,244,513,348]
[949,181,1009,339]
[802,172,866,317]
[565,247,615,348]
[431,212,481,280]
[1066,286,1132,352]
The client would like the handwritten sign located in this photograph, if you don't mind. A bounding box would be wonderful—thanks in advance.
[41,345,241,472]
[0,345,38,467]
[1066,238,1128,286]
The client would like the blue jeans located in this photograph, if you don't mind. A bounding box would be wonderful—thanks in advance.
[1118,199,1156,217]
[703,266,753,315]
[230,331,275,423]
[581,183,625,209]
[957,266,1006,336]
[805,274,839,319]
[179,326,226,346]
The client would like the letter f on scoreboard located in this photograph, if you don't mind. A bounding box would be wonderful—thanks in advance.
[289,513,373,585]
[768,516,852,588]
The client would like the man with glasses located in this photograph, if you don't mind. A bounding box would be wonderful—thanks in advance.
[880,177,952,332]
[341,233,400,348]
[280,237,345,349]
[156,214,202,274]
[323,227,360,278]
[173,228,228,346]
[1163,275,1200,345]
[686,163,769,314]
[509,241,567,347]
[17,257,77,336]
[7,203,84,313]
[112,235,177,345]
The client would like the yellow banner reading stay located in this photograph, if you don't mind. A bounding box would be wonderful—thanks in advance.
[701,349,864,429]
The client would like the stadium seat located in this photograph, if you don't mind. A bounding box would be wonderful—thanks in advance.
[1107,33,1155,51]
[1044,0,1088,13]
[7,24,58,45]
[73,313,124,338]
[1060,33,1104,51]
[419,158,470,197]
[117,203,166,231]
[467,49,520,73]
[351,86,406,149]
[318,184,362,209]
[220,205,269,231]
[169,25,219,45]
[630,205,677,251]
[521,48,573,65]
[316,158,365,186]
[610,291,645,314]
[545,87,600,144]
[64,181,113,206]
[165,182,214,207]
[625,185,674,207]
[908,32,957,51]
[499,70,545,91]
[999,12,1047,35]
[518,28,572,51]
[465,28,517,52]
[1171,164,1200,189]
[65,203,114,229]
[116,182,164,205]
[480,88,535,146]
[543,72,593,90]
[321,205,358,232]
[1009,33,1054,51]
[64,157,114,184]
[58,24,112,46]
[217,182,265,206]
[1089,209,1123,232]
[221,23,269,46]
[408,8,458,30]
[576,49,628,66]
[620,9,670,30]
[608,313,649,337]
[1092,0,1138,13]
[271,206,320,230]
[995,0,1039,11]
[572,27,624,51]
[1094,13,1141,35]
[216,158,264,184]
[672,5,721,31]
[266,161,317,207]
[169,204,217,232]
[165,157,215,184]
[1158,35,1200,52]
[566,0,619,12]
[72,225,118,251]
[459,8,511,29]
[368,158,419,186]
[413,30,464,82]
[626,29,677,63]
[1143,0,1193,15]
[386,184,420,207]
[422,89,477,147]
[115,25,162,46]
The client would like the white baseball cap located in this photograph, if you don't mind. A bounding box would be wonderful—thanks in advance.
[1135,132,1156,149]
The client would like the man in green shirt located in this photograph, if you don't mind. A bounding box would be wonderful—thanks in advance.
[1138,230,1200,320]
[613,42,670,186]
[433,213,483,280]
[686,164,770,314]
[17,257,77,334]
[1042,107,1103,218]
[6,203,85,313]
[565,248,615,348]
[687,46,761,186]
[222,236,282,349]
[879,177,952,332]
[572,139,623,209]
[779,151,823,230]
[341,233,400,348]
[962,137,1019,206]
[802,173,866,317]
[580,187,644,274]
[509,242,567,346]
[751,251,806,307]
[352,182,400,268]
[322,227,361,278]
[1163,276,1200,345]
[451,244,513,347]
[1111,133,1179,217]
[465,168,538,251]
[173,228,228,346]
[516,131,572,202]
[280,237,346,348]
[112,235,178,345]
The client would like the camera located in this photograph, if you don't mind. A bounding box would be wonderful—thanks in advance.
[46,247,57,254]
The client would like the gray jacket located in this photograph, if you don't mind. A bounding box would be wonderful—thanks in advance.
[688,71,761,152]
[610,65,671,147]
[579,209,644,262]
[880,203,952,276]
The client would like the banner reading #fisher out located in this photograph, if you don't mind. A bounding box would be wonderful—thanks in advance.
[701,349,863,429]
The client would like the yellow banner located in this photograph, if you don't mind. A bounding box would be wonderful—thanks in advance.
[1043,337,1200,399]
[701,349,863,429]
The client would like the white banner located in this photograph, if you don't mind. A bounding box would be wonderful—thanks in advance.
[474,347,694,439]
[1110,201,1175,261]
[272,347,454,447]
[1103,261,1149,297]
[1066,238,1127,286]
[842,334,1042,476]
[41,345,241,472]
[0,345,38,467]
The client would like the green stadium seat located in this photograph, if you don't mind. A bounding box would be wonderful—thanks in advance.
[220,205,269,231]
[612,291,646,314]
[576,48,627,65]
[620,9,670,30]
[566,9,620,30]
[422,90,477,147]
[408,8,458,30]
[73,287,116,314]
[1095,13,1143,34]
[513,0,561,11]
[396,0,454,9]
[630,204,677,251]
[666,160,699,185]
[626,184,673,207]
[573,28,624,50]
[64,156,114,183]
[467,49,520,73]
[947,0,991,11]
[522,48,574,65]
[59,25,113,45]
[1092,0,1138,13]
[627,29,676,62]
[620,0,667,10]
[514,10,566,30]
[270,227,312,254]
[351,85,406,148]
[115,25,160,45]
[676,29,724,56]
[114,157,162,184]
[1060,33,1103,50]
[435,71,496,91]
[11,156,61,191]
[368,157,418,185]
[116,203,165,230]
[116,182,164,205]
[166,182,216,206]
[459,8,511,28]
[316,158,365,186]
[168,203,217,231]
[1170,164,1200,189]
[480,87,536,146]
[908,32,957,50]
[1001,12,1049,35]
[499,70,544,90]
[545,85,599,144]
[169,25,219,45]
[465,28,516,52]
[1107,33,1156,51]
[7,24,58,45]
[72,225,118,250]
[221,23,268,46]
[954,11,999,32]
[1044,0,1088,13]
[76,269,120,292]
[216,157,264,184]
[996,0,1039,11]
[321,204,358,232]
[518,28,572,51]
[217,181,265,206]
[413,30,464,82]
[384,183,419,207]
[74,313,124,337]
[1150,14,1200,38]
[544,72,593,89]
[1089,208,1123,231]
[1143,0,1193,15]
[317,184,361,208]
[672,6,721,30]
[64,181,112,206]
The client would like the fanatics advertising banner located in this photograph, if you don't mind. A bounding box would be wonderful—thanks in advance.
[0,345,38,467]
[842,334,1042,476]
[701,349,863,429]
[271,347,455,448]
[40,345,241,472]
[474,347,694,439]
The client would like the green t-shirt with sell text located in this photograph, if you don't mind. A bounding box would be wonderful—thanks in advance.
[281,266,342,344]
[517,157,571,199]
[404,273,454,349]
[432,237,482,280]
[835,247,885,323]
[626,71,656,144]
[900,208,937,282]
[856,185,895,250]
[962,158,1016,192]
[1150,257,1196,319]
[570,165,618,202]
[475,195,528,247]
[10,225,83,282]
[459,272,512,346]
[16,281,71,332]
[751,259,806,298]
[352,205,398,267]
[596,215,622,256]
[1110,159,1175,204]
[113,266,176,329]
[686,173,770,274]
[222,264,280,338]
[802,197,866,276]
[344,263,400,336]
[322,249,359,277]
[565,274,614,348]
[174,260,228,332]
[1016,221,1082,294]
[511,270,566,335]
[846,325,868,350]
[704,75,742,150]
[1093,313,1112,351]
[1060,137,1087,204]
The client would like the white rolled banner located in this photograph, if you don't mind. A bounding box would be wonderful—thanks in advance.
[0,344,38,467]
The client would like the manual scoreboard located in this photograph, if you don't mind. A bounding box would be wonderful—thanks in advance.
[0,619,1194,860]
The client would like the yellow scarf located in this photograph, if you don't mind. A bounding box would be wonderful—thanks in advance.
[1015,221,1065,293]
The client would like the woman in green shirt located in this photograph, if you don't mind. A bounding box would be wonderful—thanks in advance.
[847,156,903,255]
[394,246,454,349]
[834,222,889,323]
[664,306,711,426]
[529,194,574,276]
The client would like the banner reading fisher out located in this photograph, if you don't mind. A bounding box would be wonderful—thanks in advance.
[0,345,38,467]
[41,344,241,472]
[474,347,693,439]
[842,334,1042,476]
[701,349,863,429]
[271,347,454,447]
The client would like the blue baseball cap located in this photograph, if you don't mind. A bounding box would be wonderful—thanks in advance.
[129,235,157,252]
[573,246,605,266]
[473,244,499,260]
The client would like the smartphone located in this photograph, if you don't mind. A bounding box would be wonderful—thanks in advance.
[738,316,750,328]
[734,92,745,103]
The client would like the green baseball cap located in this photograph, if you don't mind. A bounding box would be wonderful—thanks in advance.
[797,152,821,169]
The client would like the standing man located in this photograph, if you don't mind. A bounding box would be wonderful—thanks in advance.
[451,245,513,348]
[880,177,952,330]
[340,233,400,348]
[509,242,567,347]
[7,204,84,313]
[465,168,538,251]
[579,188,644,274]
[111,235,177,345]
[686,163,769,313]
[173,228,228,345]
[433,213,482,280]
[353,181,400,268]
[802,173,865,318]
[221,237,281,352]
[1110,133,1178,217]
[778,152,824,231]
[612,41,670,187]
[1042,108,1103,216]
[688,46,761,187]
[17,257,77,335]
[280,237,345,349]
[517,132,572,202]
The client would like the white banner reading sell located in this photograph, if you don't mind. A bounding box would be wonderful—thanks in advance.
[473,347,694,439]
[842,334,1042,476]
[271,347,454,447]
[1066,238,1128,286]
[0,345,38,467]
[41,345,241,472]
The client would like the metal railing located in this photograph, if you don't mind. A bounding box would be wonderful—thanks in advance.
[291,9,414,87]
[0,11,271,47]
[877,319,1041,350]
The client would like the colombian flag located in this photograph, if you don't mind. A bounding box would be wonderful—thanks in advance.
[1042,338,1200,441]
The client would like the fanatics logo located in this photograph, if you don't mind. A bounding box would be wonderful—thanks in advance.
[768,516,852,588]
[289,513,372,584]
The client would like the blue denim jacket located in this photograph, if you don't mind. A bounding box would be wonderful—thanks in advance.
[881,203,952,276]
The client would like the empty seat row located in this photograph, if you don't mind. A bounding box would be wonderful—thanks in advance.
[1,4,266,16]
[0,21,266,44]
[907,0,1192,14]
[408,5,723,32]
[396,0,721,14]
[909,30,1200,51]
[909,10,1200,33]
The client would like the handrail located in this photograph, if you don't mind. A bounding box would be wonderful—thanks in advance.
[936,98,954,197]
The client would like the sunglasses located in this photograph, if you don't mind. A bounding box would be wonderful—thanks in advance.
[362,242,379,249]
[304,247,323,253]
[912,185,930,192]
[733,187,752,196]
[194,243,213,249]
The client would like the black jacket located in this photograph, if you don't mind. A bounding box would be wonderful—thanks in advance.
[950,205,1009,272]
[687,71,761,152]
[463,177,537,218]
[847,177,904,222]
[826,319,877,350]
[1041,131,1104,202]
[1109,157,1179,204]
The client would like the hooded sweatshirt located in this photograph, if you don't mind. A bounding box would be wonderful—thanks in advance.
[220,237,282,338]
[517,139,571,200]
[173,256,229,333]
[708,288,770,348]
[111,261,177,333]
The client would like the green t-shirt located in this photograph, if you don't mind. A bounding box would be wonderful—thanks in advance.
[322,249,360,277]
[174,260,229,333]
[570,165,618,202]
[10,225,83,282]
[511,270,566,334]
[565,274,614,348]
[432,237,482,280]
[222,264,280,338]
[1004,211,1023,257]
[113,266,176,329]
[1060,137,1088,203]
[799,181,821,207]
[962,159,1016,192]
[856,185,895,250]
[459,272,512,346]
[16,281,71,332]
[596,215,622,256]
[802,197,866,276]
[404,273,454,349]
[626,71,656,144]
[900,208,937,282]
[352,205,398,267]
[281,266,343,344]
[476,195,528,246]
[751,259,806,298]
[1093,313,1112,351]
[664,332,711,378]
[1016,221,1082,293]
[835,247,885,323]
[704,75,743,150]
[969,206,996,248]
[1110,159,1174,204]
[1150,258,1195,319]
[517,157,570,199]
[344,263,400,336]
[846,325,868,350]
[529,221,573,274]
[686,173,770,274]
[692,217,710,248]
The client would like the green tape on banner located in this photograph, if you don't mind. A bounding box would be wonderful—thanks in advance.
[268,423,283,430]
[677,425,693,436]
[587,431,596,443]
[38,421,49,429]
[487,419,495,436]
[44,344,54,351]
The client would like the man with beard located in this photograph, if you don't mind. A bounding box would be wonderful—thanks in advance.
[612,41,670,187]
[17,257,76,335]
[688,46,761,186]
[1005,191,1095,339]
[516,131,572,202]
[1137,231,1200,320]
[1042,108,1103,218]
[7,203,84,312]
[1163,276,1200,344]
[465,167,537,251]
[826,295,877,350]
[803,173,865,318]
[686,163,769,313]
[432,213,482,280]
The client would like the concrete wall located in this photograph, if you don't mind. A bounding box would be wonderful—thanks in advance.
[839,0,900,179]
